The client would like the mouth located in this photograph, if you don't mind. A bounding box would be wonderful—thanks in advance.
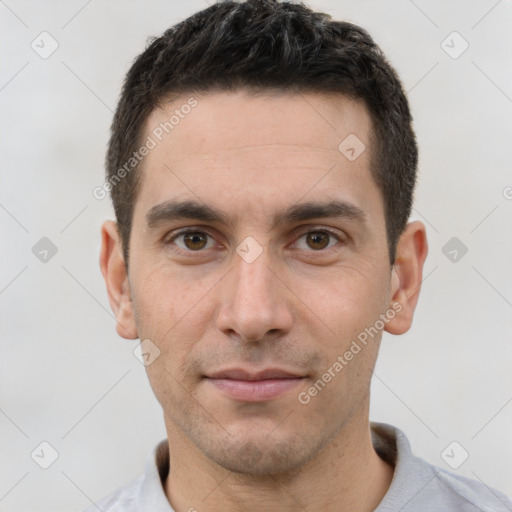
[203,368,307,402]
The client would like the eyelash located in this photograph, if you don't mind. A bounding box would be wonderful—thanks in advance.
[165,227,345,257]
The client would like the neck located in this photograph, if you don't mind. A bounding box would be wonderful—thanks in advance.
[163,401,394,512]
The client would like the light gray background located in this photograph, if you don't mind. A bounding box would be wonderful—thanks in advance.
[1,1,511,511]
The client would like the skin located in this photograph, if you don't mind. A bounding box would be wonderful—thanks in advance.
[101,90,428,512]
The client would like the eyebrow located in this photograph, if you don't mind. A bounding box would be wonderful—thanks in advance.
[145,199,367,230]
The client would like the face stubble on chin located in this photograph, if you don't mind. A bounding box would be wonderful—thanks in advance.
[125,90,396,476]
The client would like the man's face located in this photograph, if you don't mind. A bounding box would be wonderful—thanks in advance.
[125,90,396,474]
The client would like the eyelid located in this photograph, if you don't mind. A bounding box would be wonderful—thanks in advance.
[292,225,345,238]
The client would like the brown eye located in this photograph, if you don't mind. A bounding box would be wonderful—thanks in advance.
[183,232,208,250]
[293,229,342,253]
[306,231,331,250]
[167,229,218,256]
[170,230,214,252]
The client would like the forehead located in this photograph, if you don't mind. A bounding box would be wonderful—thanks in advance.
[144,89,371,159]
[133,90,381,228]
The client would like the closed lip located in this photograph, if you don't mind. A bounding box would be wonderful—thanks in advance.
[205,368,305,381]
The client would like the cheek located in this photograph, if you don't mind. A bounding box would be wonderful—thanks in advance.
[132,262,209,329]
[132,272,175,335]
[131,266,216,371]
[305,266,388,336]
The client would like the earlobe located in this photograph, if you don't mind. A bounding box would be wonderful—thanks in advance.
[99,220,139,340]
[384,221,428,336]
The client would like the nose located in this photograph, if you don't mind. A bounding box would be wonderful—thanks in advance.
[216,249,294,343]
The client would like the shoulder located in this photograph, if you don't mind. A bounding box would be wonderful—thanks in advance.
[371,422,512,512]
[429,466,512,512]
[80,474,143,512]
[80,439,172,512]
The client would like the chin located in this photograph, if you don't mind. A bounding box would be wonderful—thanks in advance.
[200,430,323,476]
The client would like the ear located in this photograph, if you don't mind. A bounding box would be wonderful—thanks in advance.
[384,220,428,335]
[99,220,138,340]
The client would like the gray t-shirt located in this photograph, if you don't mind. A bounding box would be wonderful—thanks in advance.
[82,422,512,511]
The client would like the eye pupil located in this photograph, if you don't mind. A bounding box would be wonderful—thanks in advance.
[306,232,329,250]
[184,232,207,250]
[178,231,335,252]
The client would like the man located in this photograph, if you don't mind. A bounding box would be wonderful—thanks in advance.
[88,0,512,510]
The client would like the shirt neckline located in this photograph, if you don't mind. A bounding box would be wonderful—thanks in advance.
[141,421,433,511]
